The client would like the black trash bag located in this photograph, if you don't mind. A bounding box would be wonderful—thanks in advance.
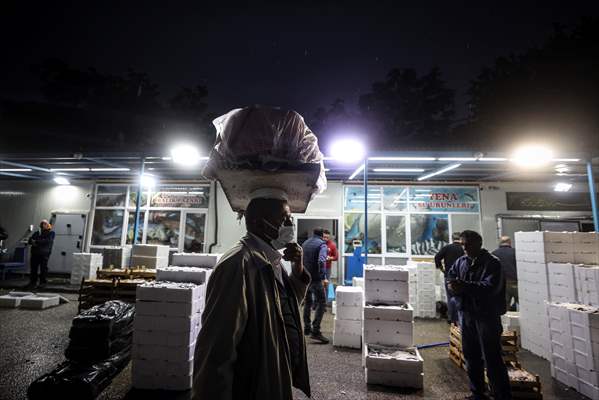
[28,347,131,400]
[69,300,135,340]
[65,332,132,363]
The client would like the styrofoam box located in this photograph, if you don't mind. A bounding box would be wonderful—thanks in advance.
[365,280,409,304]
[365,368,423,389]
[334,318,362,336]
[133,323,200,346]
[132,369,193,391]
[578,378,599,400]
[333,332,362,349]
[566,361,599,387]
[365,344,423,373]
[336,305,362,321]
[171,253,221,268]
[20,294,60,309]
[132,244,170,258]
[336,286,364,307]
[573,232,599,245]
[133,358,194,377]
[364,265,409,282]
[332,300,336,315]
[363,319,413,347]
[0,292,35,308]
[157,266,212,285]
[137,281,201,303]
[136,299,202,317]
[364,304,413,322]
[131,255,168,269]
[516,231,573,244]
[133,341,196,363]
[353,277,365,288]
[551,364,579,390]
[135,313,200,333]
[575,253,599,265]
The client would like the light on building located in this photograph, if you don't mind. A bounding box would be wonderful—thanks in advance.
[140,174,156,187]
[511,144,553,168]
[554,182,572,192]
[53,176,70,185]
[170,144,201,167]
[330,139,365,163]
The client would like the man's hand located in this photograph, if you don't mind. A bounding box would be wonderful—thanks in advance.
[283,243,304,276]
[448,280,464,294]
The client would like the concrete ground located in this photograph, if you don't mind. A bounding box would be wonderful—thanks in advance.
[0,290,589,400]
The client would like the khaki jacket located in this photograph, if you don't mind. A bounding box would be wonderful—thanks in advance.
[193,235,311,400]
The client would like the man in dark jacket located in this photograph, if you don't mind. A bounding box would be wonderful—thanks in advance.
[28,219,55,288]
[302,227,329,343]
[492,236,518,311]
[193,193,311,400]
[447,230,511,400]
[435,232,465,323]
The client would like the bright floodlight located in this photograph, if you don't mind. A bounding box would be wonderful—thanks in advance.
[554,182,572,192]
[330,139,365,163]
[140,174,156,187]
[171,144,201,167]
[53,176,70,185]
[511,144,553,168]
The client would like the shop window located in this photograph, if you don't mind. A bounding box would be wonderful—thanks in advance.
[343,213,382,254]
[91,210,124,246]
[385,215,407,253]
[410,213,449,256]
[150,186,210,208]
[129,190,149,209]
[450,214,481,238]
[146,211,180,248]
[183,213,206,252]
[95,185,127,207]
[126,211,145,245]
[344,186,382,212]
[383,187,408,211]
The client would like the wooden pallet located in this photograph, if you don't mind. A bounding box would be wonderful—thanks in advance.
[78,277,148,311]
[505,367,543,400]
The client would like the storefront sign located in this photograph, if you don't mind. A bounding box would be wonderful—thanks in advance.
[506,192,591,211]
[150,190,209,208]
[409,187,479,213]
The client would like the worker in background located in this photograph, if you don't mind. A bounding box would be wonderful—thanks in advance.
[447,230,511,400]
[302,227,329,343]
[434,232,464,323]
[27,219,55,289]
[492,236,518,311]
[193,191,311,400]
[323,229,338,290]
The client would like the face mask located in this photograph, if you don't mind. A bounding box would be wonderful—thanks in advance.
[263,219,295,250]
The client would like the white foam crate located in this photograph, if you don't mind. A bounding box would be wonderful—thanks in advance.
[132,244,170,258]
[365,368,423,389]
[333,331,362,349]
[133,358,194,377]
[136,281,201,303]
[363,319,413,347]
[336,286,364,307]
[131,255,168,269]
[363,304,413,322]
[133,341,196,363]
[364,265,409,282]
[157,266,212,285]
[365,344,423,373]
[365,280,409,305]
[20,294,60,309]
[334,318,362,336]
[171,253,220,268]
[336,305,362,321]
[0,292,35,308]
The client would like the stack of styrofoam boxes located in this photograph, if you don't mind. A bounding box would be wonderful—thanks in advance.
[101,246,132,269]
[416,262,436,318]
[333,286,363,349]
[352,277,365,289]
[548,302,599,399]
[516,231,573,360]
[547,262,579,303]
[575,265,599,306]
[364,344,423,389]
[405,264,418,315]
[70,253,103,285]
[171,253,220,269]
[573,232,599,265]
[131,244,169,269]
[435,268,447,304]
[132,282,204,391]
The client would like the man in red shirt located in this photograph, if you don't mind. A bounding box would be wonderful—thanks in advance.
[323,230,338,287]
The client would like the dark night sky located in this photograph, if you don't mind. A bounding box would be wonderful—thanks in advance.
[2,1,599,120]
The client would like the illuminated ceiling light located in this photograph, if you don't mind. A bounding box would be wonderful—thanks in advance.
[330,139,366,163]
[511,145,553,168]
[478,157,508,162]
[417,163,461,181]
[554,164,569,174]
[50,168,90,172]
[415,189,431,192]
[324,168,331,172]
[140,173,156,188]
[554,182,572,192]
[0,168,33,172]
[171,144,201,167]
[161,156,172,161]
[373,168,425,172]
[552,158,581,162]
[368,156,436,161]
[348,163,365,180]
[438,157,477,161]
[53,176,70,185]
[90,168,130,172]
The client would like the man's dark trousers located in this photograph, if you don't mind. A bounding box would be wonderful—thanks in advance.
[30,254,49,285]
[303,280,326,334]
[460,311,512,400]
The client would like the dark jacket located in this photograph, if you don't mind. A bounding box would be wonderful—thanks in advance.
[301,236,328,281]
[434,242,464,273]
[193,235,311,400]
[447,249,506,317]
[29,229,55,257]
[0,225,7,241]
[492,245,517,281]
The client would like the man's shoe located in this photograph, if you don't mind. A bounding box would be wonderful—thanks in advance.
[304,327,312,336]
[310,332,330,344]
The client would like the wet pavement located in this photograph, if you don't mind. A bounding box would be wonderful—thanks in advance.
[0,290,588,399]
